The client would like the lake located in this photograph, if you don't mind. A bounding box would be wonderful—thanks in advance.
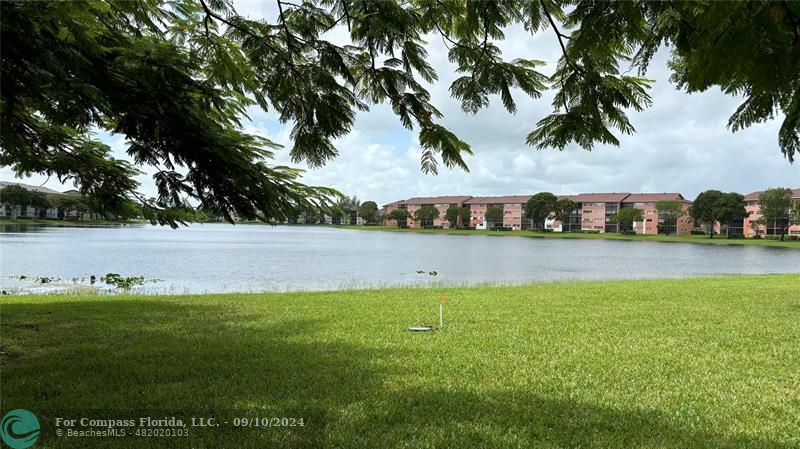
[1,223,798,294]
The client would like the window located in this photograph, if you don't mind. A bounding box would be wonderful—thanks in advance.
[583,218,592,222]
[595,218,603,222]
[583,210,592,214]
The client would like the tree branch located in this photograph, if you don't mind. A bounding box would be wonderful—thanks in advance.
[432,1,470,50]
[203,14,211,38]
[199,0,257,39]
[276,0,306,80]
[361,0,377,69]
[470,5,491,79]
[540,0,583,75]
[280,1,304,8]
[342,0,353,31]
[321,13,348,35]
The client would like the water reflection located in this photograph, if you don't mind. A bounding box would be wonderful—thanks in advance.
[0,223,50,234]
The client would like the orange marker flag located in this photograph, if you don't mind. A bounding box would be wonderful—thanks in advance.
[440,293,447,302]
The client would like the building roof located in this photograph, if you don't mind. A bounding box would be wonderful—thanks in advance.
[567,192,631,203]
[623,193,686,203]
[402,196,473,205]
[744,191,760,201]
[744,188,800,201]
[0,181,64,195]
[464,195,532,204]
[387,189,777,207]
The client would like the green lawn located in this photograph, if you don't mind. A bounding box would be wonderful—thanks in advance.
[2,275,799,448]
[337,225,800,248]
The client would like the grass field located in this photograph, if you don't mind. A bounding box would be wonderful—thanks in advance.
[337,225,800,248]
[2,275,799,448]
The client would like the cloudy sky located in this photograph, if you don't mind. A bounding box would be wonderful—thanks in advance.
[3,2,797,205]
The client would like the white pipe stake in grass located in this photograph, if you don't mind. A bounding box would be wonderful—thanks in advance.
[439,293,447,328]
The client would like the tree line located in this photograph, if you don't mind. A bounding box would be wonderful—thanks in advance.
[294,196,382,225]
[5,184,797,239]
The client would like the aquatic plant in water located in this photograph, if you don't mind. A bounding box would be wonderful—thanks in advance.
[103,273,146,290]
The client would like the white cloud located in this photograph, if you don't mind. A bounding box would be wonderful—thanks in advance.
[512,153,537,175]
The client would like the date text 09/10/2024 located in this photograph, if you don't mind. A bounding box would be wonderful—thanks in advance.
[53,417,306,428]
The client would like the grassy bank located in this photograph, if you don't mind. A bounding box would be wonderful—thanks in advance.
[337,225,800,248]
[2,275,799,448]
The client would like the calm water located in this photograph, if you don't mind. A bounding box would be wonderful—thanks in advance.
[1,224,798,294]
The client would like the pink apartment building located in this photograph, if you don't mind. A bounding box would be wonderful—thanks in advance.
[568,193,630,233]
[464,195,531,229]
[382,196,472,228]
[742,188,800,237]
[381,200,404,226]
[385,192,695,234]
[382,189,798,238]
[621,193,693,235]
[547,193,692,235]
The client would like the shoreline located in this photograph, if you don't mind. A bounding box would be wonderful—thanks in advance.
[334,225,800,249]
[0,218,145,226]
[3,273,799,298]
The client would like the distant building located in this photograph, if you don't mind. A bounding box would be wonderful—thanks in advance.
[621,193,693,235]
[350,210,365,226]
[465,195,531,230]
[0,181,61,219]
[383,191,698,236]
[537,192,691,235]
[562,192,631,233]
[0,181,108,221]
[742,188,800,237]
[382,196,472,228]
